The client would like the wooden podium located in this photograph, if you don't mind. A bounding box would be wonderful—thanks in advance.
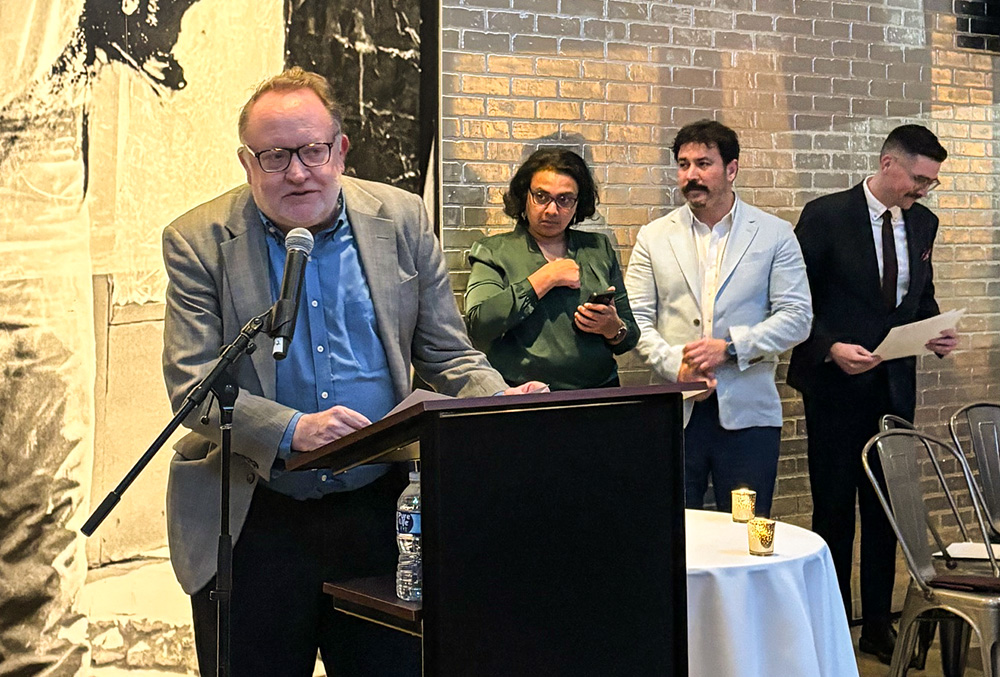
[289,385,690,676]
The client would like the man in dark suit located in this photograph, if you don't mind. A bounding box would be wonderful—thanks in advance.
[787,125,958,664]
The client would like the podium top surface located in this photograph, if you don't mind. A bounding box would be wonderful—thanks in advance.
[285,383,698,472]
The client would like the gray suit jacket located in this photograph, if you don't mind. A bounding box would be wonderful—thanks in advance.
[624,198,813,429]
[162,176,507,594]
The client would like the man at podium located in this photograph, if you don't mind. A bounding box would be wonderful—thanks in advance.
[161,68,541,677]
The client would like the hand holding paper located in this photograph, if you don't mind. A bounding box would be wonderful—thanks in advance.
[873,308,964,361]
[829,342,882,375]
[926,327,958,357]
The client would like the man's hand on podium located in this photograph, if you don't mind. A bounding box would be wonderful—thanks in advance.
[502,381,550,395]
[292,405,372,452]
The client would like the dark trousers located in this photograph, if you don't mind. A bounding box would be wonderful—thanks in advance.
[191,471,421,677]
[684,393,781,516]
[804,387,899,626]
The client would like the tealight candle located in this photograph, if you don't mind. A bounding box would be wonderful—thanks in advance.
[731,488,756,523]
[748,517,776,556]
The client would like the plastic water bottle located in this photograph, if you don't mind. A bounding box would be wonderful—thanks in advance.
[395,471,422,601]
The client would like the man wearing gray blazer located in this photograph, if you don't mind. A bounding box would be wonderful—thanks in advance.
[162,68,540,677]
[625,120,812,516]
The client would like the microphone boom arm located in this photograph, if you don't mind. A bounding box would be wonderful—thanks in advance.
[81,309,272,536]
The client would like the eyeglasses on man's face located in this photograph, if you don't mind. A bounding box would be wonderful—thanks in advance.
[909,172,940,192]
[244,135,340,173]
[528,189,578,210]
[892,155,940,192]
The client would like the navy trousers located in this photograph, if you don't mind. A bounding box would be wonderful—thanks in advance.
[684,393,782,516]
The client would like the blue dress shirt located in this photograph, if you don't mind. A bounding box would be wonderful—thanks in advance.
[260,205,395,499]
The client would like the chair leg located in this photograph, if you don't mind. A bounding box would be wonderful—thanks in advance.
[913,620,936,670]
[967,610,995,677]
[938,616,971,677]
[891,615,923,677]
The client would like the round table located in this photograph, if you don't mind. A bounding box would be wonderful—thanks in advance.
[685,509,859,676]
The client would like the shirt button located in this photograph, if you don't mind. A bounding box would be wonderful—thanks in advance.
[311,300,318,308]
[317,345,324,353]
[246,473,255,484]
[320,473,328,482]
[693,318,701,326]
[321,392,329,399]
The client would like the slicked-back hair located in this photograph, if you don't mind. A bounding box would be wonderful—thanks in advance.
[503,147,599,227]
[880,124,948,163]
[671,119,740,165]
[238,67,344,141]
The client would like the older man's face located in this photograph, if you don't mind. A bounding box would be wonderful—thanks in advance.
[239,88,349,232]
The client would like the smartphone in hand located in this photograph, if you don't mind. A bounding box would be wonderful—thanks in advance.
[586,291,616,305]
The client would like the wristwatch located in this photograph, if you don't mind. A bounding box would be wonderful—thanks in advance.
[608,322,628,345]
[725,339,737,362]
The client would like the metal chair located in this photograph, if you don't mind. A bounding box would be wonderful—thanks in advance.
[950,403,1000,541]
[879,415,973,676]
[863,428,1000,677]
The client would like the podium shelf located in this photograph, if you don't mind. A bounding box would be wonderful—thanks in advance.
[324,576,422,636]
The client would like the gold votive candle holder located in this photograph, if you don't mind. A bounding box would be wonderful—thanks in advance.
[731,488,756,523]
[748,517,776,556]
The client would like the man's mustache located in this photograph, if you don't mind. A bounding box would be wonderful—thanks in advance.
[682,182,709,194]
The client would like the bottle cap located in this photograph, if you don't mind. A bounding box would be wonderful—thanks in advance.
[409,471,420,482]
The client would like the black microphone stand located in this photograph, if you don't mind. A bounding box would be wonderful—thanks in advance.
[82,308,273,677]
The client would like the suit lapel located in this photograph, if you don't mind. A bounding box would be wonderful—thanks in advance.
[898,208,927,311]
[665,215,702,309]
[717,202,758,293]
[848,184,883,306]
[343,179,401,364]
[220,195,275,399]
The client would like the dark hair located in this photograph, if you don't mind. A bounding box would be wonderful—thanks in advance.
[880,124,948,163]
[671,119,740,165]
[239,67,344,141]
[503,147,598,226]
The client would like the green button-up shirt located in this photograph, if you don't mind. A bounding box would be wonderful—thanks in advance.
[464,224,639,391]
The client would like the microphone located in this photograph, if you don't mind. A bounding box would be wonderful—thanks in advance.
[269,227,314,360]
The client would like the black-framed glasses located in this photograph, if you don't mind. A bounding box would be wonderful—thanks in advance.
[529,189,578,210]
[244,136,339,173]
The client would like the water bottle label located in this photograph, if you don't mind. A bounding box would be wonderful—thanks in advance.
[397,511,421,535]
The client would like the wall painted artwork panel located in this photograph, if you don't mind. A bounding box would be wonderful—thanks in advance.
[0,1,283,673]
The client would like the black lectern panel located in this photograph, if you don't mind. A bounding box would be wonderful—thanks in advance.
[421,394,686,676]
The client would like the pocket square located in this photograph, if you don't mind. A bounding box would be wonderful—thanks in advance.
[921,248,931,262]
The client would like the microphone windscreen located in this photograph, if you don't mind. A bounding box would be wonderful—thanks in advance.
[285,227,315,255]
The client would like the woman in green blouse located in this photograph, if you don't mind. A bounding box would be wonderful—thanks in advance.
[464,148,639,390]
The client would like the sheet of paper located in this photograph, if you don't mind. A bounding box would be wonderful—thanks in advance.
[384,388,454,418]
[872,308,964,361]
[933,541,1000,560]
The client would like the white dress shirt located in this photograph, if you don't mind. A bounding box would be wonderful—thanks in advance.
[689,198,738,338]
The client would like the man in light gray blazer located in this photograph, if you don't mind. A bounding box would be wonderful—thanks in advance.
[162,68,540,677]
[624,120,812,516]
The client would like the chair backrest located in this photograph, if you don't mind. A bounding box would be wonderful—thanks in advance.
[862,429,998,593]
[879,414,970,542]
[880,414,915,432]
[950,403,1000,536]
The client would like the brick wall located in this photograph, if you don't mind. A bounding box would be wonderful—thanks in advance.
[439,0,1000,538]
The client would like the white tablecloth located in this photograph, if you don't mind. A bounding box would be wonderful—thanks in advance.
[685,510,858,677]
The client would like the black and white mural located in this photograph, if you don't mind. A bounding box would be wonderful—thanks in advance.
[0,0,428,673]
[287,0,427,193]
